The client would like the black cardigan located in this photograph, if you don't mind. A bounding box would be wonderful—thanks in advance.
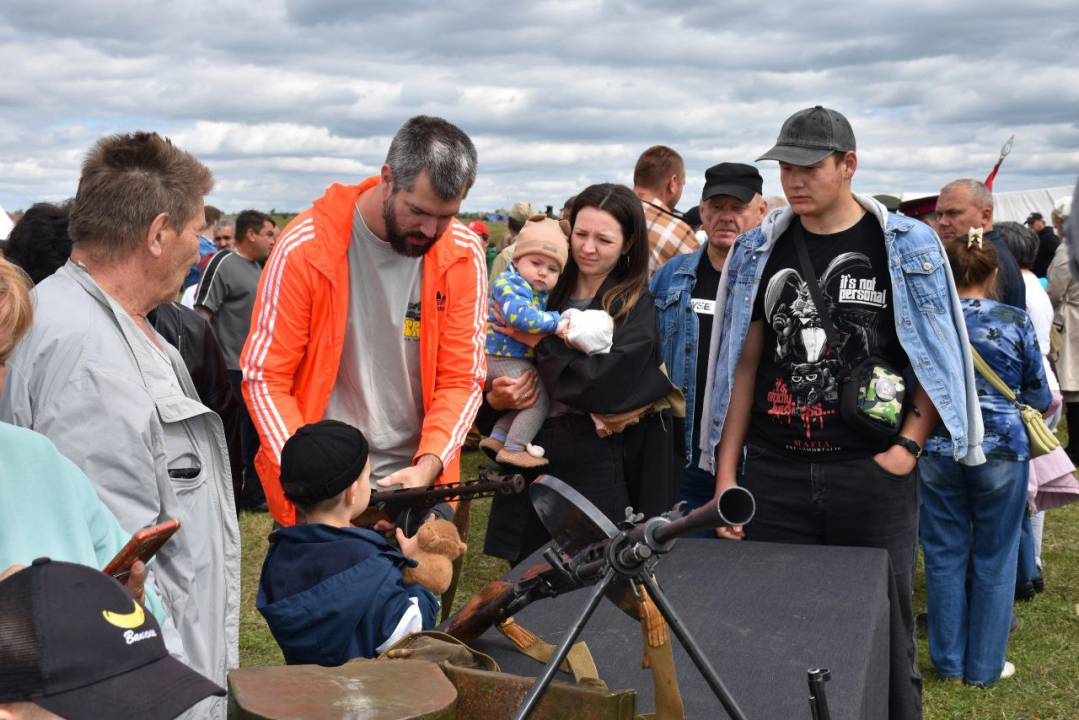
[536,275,672,415]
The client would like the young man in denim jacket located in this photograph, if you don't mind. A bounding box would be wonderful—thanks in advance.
[650,163,767,528]
[699,107,984,720]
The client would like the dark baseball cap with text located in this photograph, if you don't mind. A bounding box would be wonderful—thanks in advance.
[0,558,225,719]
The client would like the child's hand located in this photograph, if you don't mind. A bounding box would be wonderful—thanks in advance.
[396,528,420,558]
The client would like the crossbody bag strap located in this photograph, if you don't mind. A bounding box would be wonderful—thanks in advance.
[790,222,843,356]
[968,345,1018,403]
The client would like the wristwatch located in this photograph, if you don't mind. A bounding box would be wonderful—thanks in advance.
[890,436,922,459]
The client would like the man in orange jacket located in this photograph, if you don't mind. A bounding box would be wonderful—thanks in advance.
[240,116,489,526]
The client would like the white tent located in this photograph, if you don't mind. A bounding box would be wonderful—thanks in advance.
[891,187,1073,225]
[991,186,1073,225]
[0,204,13,241]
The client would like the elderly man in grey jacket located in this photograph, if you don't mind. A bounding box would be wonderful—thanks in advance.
[0,132,240,718]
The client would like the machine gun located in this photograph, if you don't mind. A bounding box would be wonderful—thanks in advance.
[446,475,756,719]
[354,467,525,536]
[447,480,754,642]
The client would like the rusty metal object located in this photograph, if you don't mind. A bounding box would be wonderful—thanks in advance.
[439,664,637,720]
[228,659,457,719]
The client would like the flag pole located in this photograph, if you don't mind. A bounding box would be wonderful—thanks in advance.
[985,135,1014,191]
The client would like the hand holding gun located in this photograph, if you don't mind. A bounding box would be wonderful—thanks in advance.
[355,467,525,536]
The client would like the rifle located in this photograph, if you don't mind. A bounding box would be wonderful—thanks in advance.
[354,467,525,536]
[446,484,755,644]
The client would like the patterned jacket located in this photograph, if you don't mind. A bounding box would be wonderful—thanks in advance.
[925,299,1051,461]
[485,262,561,359]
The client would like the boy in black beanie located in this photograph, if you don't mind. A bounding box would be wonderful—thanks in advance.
[256,420,438,665]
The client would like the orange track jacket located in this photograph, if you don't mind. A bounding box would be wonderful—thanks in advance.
[240,177,488,526]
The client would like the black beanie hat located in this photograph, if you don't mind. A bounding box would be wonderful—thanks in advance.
[280,420,370,504]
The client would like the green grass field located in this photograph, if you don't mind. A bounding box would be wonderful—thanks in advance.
[239,444,1079,718]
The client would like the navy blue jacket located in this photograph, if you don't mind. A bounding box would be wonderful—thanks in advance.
[256,523,438,665]
[984,230,1026,310]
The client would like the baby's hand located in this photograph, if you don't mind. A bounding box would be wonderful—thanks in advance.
[396,528,420,558]
[556,318,569,338]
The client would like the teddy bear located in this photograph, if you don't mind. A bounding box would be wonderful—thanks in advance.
[401,519,468,595]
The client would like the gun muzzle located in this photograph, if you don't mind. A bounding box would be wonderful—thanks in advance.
[651,486,755,545]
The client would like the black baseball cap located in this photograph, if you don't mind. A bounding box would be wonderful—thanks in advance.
[280,420,370,505]
[701,163,764,203]
[682,206,701,227]
[1025,212,1044,226]
[757,106,857,166]
[0,558,225,719]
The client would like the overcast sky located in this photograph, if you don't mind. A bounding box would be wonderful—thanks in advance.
[1,0,1077,214]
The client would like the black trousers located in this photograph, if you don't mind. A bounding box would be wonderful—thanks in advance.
[228,370,264,508]
[622,410,681,519]
[485,413,627,564]
[741,444,923,720]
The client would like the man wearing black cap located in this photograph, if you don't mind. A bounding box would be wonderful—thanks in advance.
[650,163,767,524]
[256,420,438,666]
[700,107,984,718]
[0,559,224,720]
[1025,211,1060,278]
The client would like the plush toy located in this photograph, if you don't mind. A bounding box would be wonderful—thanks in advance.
[401,519,468,595]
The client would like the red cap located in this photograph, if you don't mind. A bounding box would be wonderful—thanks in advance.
[467,221,489,237]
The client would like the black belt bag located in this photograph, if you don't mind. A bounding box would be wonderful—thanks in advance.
[792,223,906,441]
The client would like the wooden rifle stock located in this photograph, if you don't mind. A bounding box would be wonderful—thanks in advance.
[444,580,519,644]
[445,561,558,643]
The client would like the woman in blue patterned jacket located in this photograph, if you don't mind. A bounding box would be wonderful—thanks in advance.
[919,230,1051,687]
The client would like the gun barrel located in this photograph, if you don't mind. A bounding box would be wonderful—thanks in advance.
[651,486,755,545]
[371,474,525,506]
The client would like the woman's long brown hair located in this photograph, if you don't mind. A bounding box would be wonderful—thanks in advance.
[547,183,650,322]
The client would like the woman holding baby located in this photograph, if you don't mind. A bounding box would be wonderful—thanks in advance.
[484,183,680,564]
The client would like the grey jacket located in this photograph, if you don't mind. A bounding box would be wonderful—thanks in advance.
[1048,243,1079,392]
[0,261,240,718]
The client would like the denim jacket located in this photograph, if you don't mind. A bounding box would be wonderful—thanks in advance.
[699,194,985,472]
[650,246,708,463]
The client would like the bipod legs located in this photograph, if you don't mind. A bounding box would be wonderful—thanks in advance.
[637,572,747,720]
[512,567,616,720]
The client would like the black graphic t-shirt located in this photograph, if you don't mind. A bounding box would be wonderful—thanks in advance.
[691,251,723,445]
[748,213,908,460]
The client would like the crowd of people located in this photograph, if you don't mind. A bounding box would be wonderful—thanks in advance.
[0,108,1077,719]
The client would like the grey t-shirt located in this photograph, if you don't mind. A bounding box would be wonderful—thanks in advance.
[322,204,424,485]
[194,250,262,369]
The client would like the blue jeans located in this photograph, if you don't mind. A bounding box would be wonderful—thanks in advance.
[1017,511,1037,584]
[678,448,718,538]
[919,457,1028,686]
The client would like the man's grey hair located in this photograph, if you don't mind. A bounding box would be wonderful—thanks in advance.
[941,178,994,210]
[386,116,478,201]
[994,220,1037,270]
[214,219,234,231]
[69,132,214,263]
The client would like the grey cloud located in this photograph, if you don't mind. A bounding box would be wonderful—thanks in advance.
[0,1,1076,214]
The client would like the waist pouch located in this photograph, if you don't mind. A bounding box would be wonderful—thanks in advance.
[840,355,907,441]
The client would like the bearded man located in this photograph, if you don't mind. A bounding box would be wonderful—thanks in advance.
[240,116,488,526]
